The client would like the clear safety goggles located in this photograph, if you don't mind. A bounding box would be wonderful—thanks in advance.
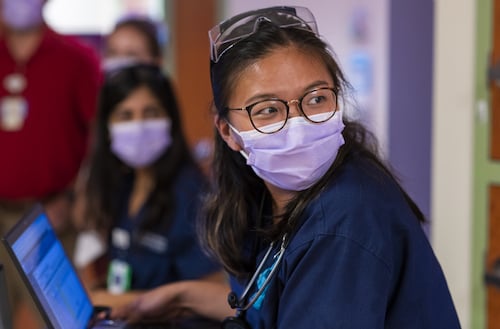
[209,6,319,63]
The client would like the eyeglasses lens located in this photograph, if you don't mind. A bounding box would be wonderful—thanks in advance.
[250,89,337,134]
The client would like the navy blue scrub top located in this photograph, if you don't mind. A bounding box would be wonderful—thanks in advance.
[109,165,220,290]
[231,155,461,329]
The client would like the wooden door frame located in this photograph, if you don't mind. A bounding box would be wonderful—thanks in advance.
[172,0,216,147]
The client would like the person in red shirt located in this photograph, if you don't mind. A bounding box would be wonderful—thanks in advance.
[0,0,101,328]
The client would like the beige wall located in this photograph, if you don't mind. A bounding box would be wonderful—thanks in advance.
[432,0,476,326]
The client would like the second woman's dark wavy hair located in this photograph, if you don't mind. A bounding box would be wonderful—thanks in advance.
[201,22,425,277]
[84,64,194,232]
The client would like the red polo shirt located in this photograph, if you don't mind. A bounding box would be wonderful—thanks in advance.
[0,27,101,200]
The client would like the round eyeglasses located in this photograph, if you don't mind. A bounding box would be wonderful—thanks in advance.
[226,87,338,134]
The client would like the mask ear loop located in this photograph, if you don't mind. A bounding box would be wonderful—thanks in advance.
[225,122,251,161]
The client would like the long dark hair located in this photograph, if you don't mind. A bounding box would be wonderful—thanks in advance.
[84,64,194,232]
[200,22,425,277]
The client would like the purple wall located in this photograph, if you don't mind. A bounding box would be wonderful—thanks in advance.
[389,0,434,226]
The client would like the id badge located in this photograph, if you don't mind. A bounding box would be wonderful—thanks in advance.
[0,96,28,131]
[107,259,132,294]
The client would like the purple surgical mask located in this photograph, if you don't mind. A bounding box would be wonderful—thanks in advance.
[109,118,171,168]
[101,56,139,73]
[1,0,45,31]
[229,111,345,191]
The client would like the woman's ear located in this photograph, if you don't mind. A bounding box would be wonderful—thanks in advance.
[214,114,242,151]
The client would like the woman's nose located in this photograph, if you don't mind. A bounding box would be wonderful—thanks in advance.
[287,99,301,118]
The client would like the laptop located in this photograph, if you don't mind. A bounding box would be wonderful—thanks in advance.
[0,263,13,329]
[1,204,222,329]
[1,204,154,329]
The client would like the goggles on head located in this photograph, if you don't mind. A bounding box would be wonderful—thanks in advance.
[209,6,319,63]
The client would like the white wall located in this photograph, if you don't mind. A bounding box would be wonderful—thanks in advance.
[43,0,164,34]
[432,0,475,326]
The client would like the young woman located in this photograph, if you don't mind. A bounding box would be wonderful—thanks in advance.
[73,63,224,309]
[112,7,461,328]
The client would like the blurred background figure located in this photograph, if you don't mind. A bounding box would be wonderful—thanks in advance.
[0,0,101,328]
[72,63,225,311]
[100,13,215,181]
[102,14,168,71]
[72,13,169,289]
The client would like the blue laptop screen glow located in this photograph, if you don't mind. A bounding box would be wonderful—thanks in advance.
[12,212,93,328]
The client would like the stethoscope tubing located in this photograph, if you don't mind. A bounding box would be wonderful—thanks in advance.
[236,234,288,312]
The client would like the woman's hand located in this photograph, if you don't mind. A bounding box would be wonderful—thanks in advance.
[111,280,234,323]
[111,283,186,323]
[90,289,142,311]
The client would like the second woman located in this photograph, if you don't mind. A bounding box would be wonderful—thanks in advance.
[73,63,224,308]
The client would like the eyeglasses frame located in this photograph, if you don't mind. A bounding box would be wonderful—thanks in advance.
[225,87,338,134]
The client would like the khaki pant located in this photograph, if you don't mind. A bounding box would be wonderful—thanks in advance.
[0,202,77,328]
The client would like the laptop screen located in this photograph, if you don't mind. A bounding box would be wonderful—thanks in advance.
[3,205,94,329]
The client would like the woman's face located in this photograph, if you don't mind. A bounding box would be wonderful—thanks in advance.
[106,26,157,64]
[109,85,167,124]
[217,46,334,151]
